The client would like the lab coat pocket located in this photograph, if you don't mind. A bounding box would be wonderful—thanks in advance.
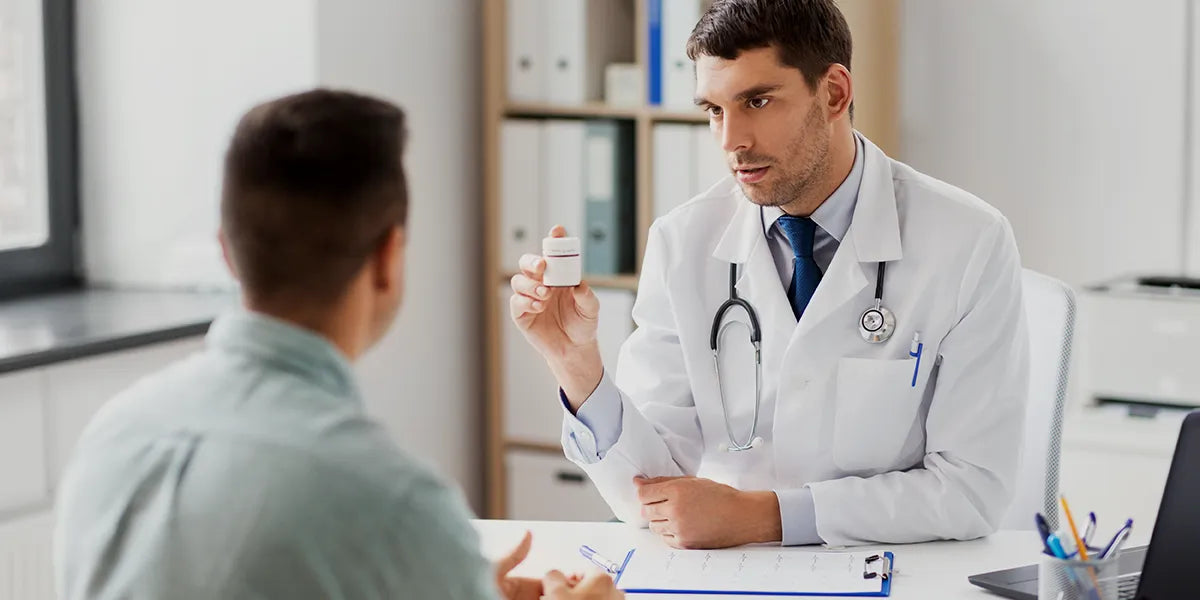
[832,357,922,473]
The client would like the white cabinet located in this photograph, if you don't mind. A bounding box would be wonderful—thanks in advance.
[505,450,613,522]
[42,339,204,487]
[0,372,46,513]
[0,510,54,600]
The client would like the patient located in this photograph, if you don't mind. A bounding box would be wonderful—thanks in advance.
[53,89,621,600]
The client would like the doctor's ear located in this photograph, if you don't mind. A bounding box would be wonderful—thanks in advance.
[820,63,854,122]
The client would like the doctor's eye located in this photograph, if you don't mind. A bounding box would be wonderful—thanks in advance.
[705,105,724,118]
[748,97,769,109]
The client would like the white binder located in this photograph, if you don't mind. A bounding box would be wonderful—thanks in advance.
[652,123,695,219]
[506,0,546,102]
[692,124,727,195]
[544,0,635,105]
[541,120,587,239]
[500,119,543,269]
[498,285,562,445]
[661,0,701,109]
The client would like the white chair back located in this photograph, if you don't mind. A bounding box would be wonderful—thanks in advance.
[1001,269,1076,531]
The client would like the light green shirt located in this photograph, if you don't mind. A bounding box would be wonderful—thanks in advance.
[54,310,498,600]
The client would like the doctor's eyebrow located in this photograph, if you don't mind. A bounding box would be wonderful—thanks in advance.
[694,83,785,107]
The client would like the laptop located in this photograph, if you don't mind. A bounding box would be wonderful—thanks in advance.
[968,411,1200,600]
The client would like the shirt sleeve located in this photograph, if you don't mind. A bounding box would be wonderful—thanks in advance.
[774,488,823,546]
[560,372,624,464]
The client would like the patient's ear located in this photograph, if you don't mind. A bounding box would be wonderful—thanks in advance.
[217,228,239,278]
[372,225,405,293]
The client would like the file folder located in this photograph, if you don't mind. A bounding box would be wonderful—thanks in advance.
[506,0,546,102]
[542,120,587,240]
[583,120,636,275]
[661,0,701,108]
[652,123,695,219]
[545,0,635,105]
[692,124,727,195]
[500,119,543,269]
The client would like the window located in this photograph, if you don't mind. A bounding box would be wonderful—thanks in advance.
[0,0,77,296]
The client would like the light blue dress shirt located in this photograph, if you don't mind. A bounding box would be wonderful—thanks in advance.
[561,134,866,546]
[55,310,499,600]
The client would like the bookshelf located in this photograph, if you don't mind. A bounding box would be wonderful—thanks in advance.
[481,0,899,518]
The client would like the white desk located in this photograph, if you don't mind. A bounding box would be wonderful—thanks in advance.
[474,520,1033,599]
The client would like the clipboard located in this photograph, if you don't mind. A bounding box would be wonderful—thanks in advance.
[610,548,895,597]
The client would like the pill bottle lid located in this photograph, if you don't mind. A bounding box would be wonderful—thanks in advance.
[543,236,581,256]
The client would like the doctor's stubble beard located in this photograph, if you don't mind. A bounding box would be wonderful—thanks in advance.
[732,100,832,214]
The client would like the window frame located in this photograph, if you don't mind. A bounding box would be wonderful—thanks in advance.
[0,0,79,299]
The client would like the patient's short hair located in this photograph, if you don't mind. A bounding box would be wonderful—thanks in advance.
[221,89,408,307]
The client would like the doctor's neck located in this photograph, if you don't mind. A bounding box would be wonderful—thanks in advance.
[777,125,856,218]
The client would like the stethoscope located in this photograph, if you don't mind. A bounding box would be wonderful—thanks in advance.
[710,238,896,452]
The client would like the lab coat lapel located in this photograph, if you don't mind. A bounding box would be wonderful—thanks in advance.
[712,200,795,382]
[791,135,903,341]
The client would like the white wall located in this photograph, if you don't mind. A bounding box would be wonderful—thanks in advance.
[900,0,1191,287]
[315,0,483,510]
[75,0,484,510]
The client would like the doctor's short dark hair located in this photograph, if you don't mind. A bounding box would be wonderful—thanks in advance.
[220,88,409,307]
[686,0,854,118]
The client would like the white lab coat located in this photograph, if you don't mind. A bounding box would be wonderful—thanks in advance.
[568,135,1029,547]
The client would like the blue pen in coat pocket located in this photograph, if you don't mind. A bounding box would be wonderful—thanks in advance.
[909,332,923,387]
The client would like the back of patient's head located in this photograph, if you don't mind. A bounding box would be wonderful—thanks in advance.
[220,89,408,310]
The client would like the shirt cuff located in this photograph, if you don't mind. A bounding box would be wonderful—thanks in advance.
[775,487,823,546]
[560,372,624,464]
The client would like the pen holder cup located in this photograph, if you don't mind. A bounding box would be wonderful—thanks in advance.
[1038,553,1121,600]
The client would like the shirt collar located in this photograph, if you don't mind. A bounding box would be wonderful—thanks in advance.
[762,132,865,242]
[206,309,361,403]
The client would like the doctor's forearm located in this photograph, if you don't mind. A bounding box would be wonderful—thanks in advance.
[547,344,605,412]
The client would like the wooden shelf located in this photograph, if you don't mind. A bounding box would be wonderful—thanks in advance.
[505,102,708,125]
[500,272,639,291]
[505,102,640,120]
[506,440,565,454]
[646,107,708,123]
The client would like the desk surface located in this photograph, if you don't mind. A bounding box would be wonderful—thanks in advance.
[474,520,1030,599]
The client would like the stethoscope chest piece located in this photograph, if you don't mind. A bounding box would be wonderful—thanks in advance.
[859,303,896,344]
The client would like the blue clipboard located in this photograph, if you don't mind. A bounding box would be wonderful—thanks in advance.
[612,550,894,597]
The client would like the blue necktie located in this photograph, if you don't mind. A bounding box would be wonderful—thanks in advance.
[777,215,822,320]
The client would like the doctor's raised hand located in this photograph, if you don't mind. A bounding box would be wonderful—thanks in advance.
[510,225,606,409]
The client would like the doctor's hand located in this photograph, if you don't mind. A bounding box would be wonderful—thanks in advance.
[635,476,783,549]
[510,225,605,410]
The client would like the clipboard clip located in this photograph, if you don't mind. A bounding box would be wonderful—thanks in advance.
[862,554,892,581]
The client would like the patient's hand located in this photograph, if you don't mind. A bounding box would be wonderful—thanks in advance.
[543,570,624,599]
[635,476,782,549]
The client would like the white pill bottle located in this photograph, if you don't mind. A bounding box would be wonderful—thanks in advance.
[542,237,582,287]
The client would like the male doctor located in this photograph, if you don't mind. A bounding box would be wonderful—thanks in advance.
[510,0,1029,549]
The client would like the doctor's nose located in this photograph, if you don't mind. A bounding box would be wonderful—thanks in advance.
[718,113,753,154]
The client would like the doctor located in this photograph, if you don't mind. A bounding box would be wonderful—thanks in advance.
[510,0,1029,550]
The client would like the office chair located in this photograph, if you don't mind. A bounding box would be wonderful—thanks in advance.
[999,269,1077,532]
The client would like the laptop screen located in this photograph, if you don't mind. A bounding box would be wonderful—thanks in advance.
[1136,412,1200,599]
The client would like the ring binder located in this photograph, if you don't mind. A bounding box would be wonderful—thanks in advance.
[863,554,894,581]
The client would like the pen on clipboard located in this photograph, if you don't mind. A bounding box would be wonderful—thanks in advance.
[579,545,621,575]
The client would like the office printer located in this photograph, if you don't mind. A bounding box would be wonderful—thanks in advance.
[1078,275,1200,416]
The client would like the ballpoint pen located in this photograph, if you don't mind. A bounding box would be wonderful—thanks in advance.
[1099,520,1134,560]
[1035,513,1055,555]
[1060,496,1091,561]
[1083,512,1096,547]
[579,545,622,575]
